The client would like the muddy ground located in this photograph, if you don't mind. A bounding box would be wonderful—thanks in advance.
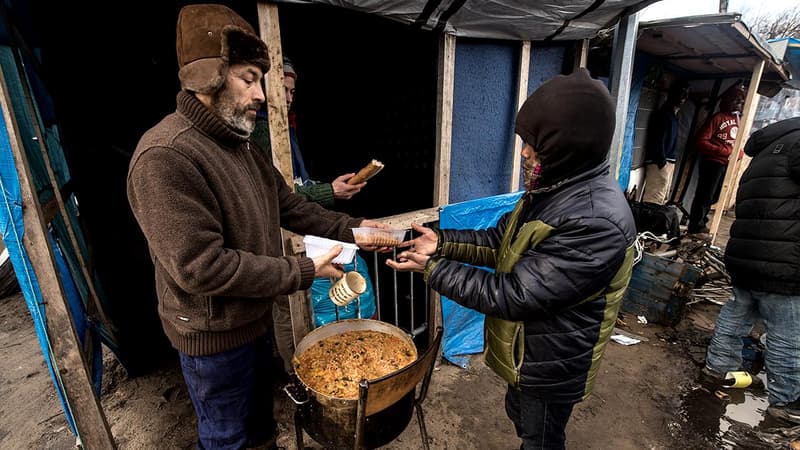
[2,218,800,449]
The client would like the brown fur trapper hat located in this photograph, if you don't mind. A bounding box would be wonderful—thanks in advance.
[515,68,615,186]
[176,4,270,94]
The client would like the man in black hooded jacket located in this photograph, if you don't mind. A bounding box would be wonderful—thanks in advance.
[387,69,636,449]
[703,117,800,425]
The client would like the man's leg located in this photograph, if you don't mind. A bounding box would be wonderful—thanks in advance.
[642,164,668,204]
[757,291,800,408]
[705,286,759,375]
[179,335,277,450]
[688,161,715,232]
[505,386,575,450]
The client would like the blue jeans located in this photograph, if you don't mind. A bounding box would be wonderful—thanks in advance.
[706,286,800,406]
[179,335,276,450]
[505,386,576,450]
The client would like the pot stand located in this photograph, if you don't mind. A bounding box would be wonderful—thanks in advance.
[287,326,443,450]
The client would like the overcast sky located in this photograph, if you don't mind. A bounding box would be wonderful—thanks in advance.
[640,0,799,22]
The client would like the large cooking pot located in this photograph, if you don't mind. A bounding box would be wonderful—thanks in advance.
[288,319,439,449]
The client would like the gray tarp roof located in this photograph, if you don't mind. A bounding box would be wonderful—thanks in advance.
[637,13,791,86]
[275,0,661,41]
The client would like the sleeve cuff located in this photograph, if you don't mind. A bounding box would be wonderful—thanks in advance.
[423,256,443,283]
[297,256,316,291]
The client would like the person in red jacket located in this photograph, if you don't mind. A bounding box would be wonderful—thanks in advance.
[687,83,746,235]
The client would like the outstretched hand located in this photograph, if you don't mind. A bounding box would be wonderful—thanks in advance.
[386,249,429,273]
[311,244,344,279]
[397,223,438,256]
[332,173,365,200]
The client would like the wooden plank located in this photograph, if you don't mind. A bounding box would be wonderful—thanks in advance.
[726,153,751,209]
[574,38,589,70]
[0,58,115,449]
[257,1,311,344]
[433,33,455,207]
[608,13,639,180]
[257,1,293,186]
[710,61,763,244]
[377,207,440,230]
[510,41,530,193]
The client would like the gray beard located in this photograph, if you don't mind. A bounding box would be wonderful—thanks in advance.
[213,90,256,136]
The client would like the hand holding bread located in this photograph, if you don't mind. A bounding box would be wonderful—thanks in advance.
[347,159,384,185]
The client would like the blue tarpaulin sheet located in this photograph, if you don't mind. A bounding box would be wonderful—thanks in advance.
[439,190,523,368]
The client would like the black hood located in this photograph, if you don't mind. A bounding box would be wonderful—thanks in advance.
[514,68,615,187]
[744,117,800,158]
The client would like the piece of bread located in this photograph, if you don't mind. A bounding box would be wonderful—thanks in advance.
[347,159,384,185]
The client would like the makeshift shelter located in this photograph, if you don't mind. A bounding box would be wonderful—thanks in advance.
[622,13,792,242]
[0,0,675,446]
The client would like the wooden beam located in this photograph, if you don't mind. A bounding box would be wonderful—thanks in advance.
[0,55,115,449]
[574,38,589,70]
[377,207,440,230]
[433,33,455,207]
[257,1,293,186]
[608,13,640,180]
[256,1,311,345]
[710,61,763,244]
[510,41,530,193]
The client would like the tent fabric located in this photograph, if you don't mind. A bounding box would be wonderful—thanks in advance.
[275,0,659,41]
[439,190,524,368]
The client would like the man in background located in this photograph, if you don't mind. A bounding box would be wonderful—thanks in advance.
[641,80,689,204]
[687,84,745,236]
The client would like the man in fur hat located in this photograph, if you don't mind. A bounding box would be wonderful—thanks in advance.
[387,69,637,449]
[126,4,384,448]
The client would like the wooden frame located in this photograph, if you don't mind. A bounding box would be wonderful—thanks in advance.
[510,41,531,192]
[257,1,312,346]
[0,55,116,449]
[434,33,456,207]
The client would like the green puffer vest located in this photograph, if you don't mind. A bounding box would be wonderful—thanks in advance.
[483,199,635,390]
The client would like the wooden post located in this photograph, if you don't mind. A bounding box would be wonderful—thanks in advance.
[608,12,640,180]
[709,61,763,244]
[433,33,455,207]
[574,38,589,70]
[0,57,116,450]
[256,1,312,345]
[258,1,292,187]
[510,41,530,193]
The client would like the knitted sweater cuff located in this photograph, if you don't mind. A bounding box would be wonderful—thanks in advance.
[297,256,316,291]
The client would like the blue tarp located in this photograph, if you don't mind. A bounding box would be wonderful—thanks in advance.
[439,190,524,368]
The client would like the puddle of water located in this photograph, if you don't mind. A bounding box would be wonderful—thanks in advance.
[675,372,800,449]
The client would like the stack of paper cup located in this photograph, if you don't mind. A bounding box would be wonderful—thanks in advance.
[329,272,367,306]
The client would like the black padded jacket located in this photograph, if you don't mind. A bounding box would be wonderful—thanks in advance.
[725,117,800,295]
[424,164,636,402]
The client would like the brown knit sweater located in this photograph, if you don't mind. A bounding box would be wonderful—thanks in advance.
[127,91,362,356]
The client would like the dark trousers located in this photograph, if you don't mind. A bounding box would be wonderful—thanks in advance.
[688,159,727,232]
[179,334,276,450]
[505,386,576,450]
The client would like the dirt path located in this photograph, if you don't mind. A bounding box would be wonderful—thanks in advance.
[2,289,798,449]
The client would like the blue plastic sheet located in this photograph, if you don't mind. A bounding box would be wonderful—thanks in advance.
[439,191,524,368]
[310,253,376,327]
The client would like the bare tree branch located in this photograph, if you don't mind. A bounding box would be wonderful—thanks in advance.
[739,5,800,39]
